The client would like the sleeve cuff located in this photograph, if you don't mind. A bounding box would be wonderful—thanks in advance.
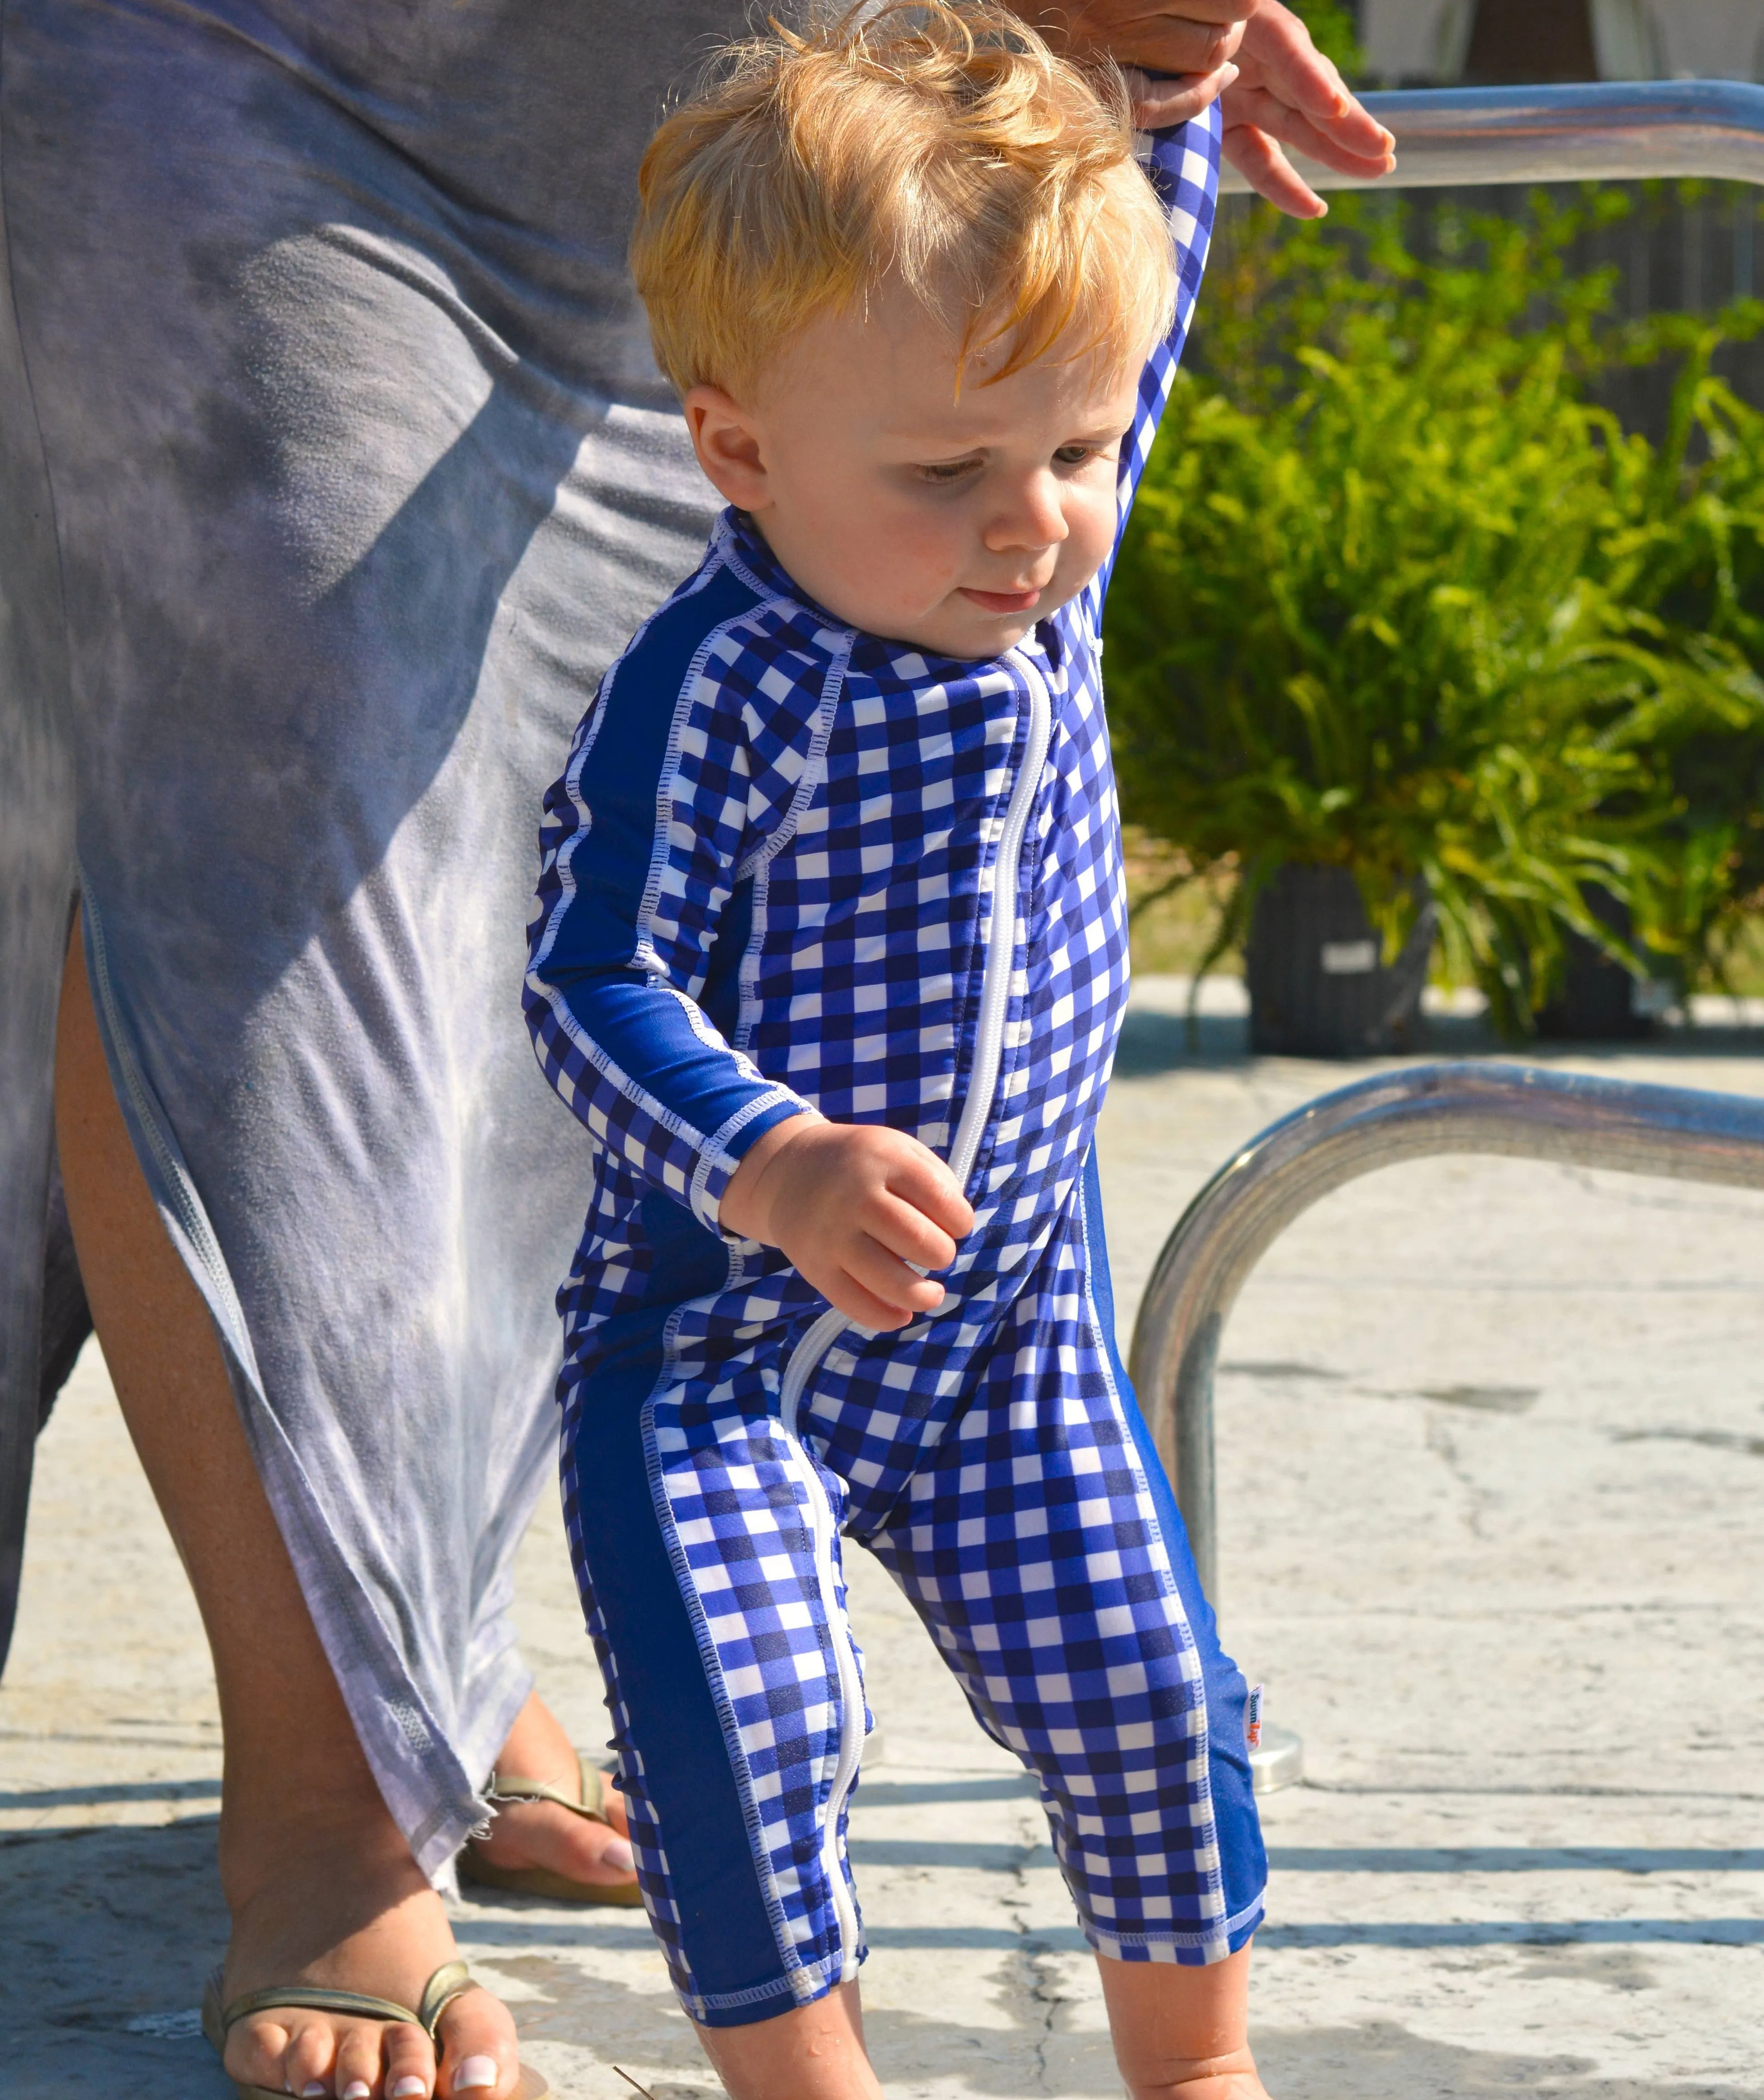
[691,1089,816,1239]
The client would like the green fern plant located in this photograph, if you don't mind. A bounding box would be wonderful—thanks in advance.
[1105,191,1764,1035]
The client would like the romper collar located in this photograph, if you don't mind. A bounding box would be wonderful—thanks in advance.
[717,506,1064,680]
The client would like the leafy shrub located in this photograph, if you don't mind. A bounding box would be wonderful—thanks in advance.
[1105,192,1764,1033]
[1608,344,1764,984]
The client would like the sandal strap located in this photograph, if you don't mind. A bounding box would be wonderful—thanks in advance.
[207,1961,475,2045]
[416,1959,477,2039]
[482,1753,611,1826]
[215,1982,424,2034]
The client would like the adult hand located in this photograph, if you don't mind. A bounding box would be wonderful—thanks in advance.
[1009,2,1255,130]
[1215,0,1395,218]
[1007,1,1396,218]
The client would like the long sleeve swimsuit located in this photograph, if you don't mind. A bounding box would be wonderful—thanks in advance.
[525,107,1264,2029]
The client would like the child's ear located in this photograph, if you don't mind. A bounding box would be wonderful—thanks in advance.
[683,384,771,511]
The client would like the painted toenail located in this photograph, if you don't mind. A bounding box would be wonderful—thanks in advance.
[453,2056,499,2091]
[300,2086,327,2097]
[391,2079,427,2098]
[343,2082,371,2100]
[605,1837,635,1873]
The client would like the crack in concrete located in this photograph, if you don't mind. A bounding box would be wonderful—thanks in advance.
[1424,1410,1498,1538]
[1020,1944,1071,2096]
[995,1795,1065,2093]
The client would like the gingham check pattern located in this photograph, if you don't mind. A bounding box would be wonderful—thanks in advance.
[531,114,1237,2020]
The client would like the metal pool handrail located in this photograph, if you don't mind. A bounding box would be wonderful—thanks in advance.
[1125,1061,1764,1603]
[1217,78,1764,195]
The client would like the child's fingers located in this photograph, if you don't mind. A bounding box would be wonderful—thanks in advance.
[836,1235,948,1317]
[882,1150,975,1241]
[817,1264,933,1332]
[866,1192,960,1274]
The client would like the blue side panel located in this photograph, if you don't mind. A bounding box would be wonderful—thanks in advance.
[558,972,788,1156]
[567,1346,795,2015]
[699,875,754,1045]
[545,561,761,978]
[1080,1145,1267,1928]
[534,560,803,1158]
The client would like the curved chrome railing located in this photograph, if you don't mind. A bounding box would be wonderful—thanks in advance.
[1218,78,1764,195]
[1126,1062,1764,1606]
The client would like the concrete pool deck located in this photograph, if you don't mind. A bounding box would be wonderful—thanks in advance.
[5,979,1763,2097]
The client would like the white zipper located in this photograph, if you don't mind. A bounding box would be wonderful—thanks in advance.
[778,656,1053,1973]
[945,655,1052,1191]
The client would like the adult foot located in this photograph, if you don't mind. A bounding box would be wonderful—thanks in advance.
[218,1805,523,2100]
[466,1691,638,1892]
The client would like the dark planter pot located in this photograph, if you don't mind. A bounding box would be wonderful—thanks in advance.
[1536,888,1672,1042]
[1246,863,1436,1058]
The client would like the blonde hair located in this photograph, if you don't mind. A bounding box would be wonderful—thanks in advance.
[631,1,1175,397]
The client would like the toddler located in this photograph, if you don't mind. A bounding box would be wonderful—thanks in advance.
[525,6,1268,2093]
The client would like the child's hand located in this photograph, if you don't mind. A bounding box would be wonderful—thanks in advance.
[721,1115,974,1330]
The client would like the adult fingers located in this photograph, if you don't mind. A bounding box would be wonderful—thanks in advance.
[1126,59,1239,130]
[1233,0,1349,116]
[1224,80,1394,176]
[1220,122,1327,217]
[1016,2,1254,82]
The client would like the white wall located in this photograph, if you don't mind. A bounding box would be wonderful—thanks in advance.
[1644,0,1764,80]
[1360,0,1764,83]
[1359,0,1467,81]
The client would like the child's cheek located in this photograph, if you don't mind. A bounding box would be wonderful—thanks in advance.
[886,504,969,605]
[1065,485,1116,587]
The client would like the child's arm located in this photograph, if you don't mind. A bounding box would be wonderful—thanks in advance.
[1085,97,1223,622]
[525,649,818,1234]
[525,643,970,1323]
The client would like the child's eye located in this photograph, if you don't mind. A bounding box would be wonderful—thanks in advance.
[1053,443,1099,468]
[915,455,984,485]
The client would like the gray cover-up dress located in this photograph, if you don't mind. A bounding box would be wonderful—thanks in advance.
[0,0,746,1876]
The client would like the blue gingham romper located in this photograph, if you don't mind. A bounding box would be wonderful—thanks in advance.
[525,108,1265,2028]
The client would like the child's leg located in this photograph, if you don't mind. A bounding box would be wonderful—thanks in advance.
[692,1980,880,2100]
[1097,1946,1268,2100]
[852,1168,1268,2045]
[560,1347,876,2038]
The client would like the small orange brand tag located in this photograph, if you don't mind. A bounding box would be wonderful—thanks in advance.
[1246,1683,1264,1753]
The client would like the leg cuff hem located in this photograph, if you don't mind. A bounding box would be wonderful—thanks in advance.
[678,1944,866,2029]
[1086,1895,1266,1966]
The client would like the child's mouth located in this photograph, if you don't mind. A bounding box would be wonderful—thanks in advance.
[959,585,1042,614]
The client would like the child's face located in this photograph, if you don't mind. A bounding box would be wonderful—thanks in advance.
[683,279,1142,660]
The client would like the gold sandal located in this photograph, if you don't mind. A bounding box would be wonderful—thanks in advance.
[201,1958,548,2100]
[458,1752,644,1907]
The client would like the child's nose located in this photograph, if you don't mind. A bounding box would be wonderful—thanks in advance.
[984,472,1069,554]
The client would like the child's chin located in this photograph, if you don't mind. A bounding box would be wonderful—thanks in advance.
[921,613,1037,662]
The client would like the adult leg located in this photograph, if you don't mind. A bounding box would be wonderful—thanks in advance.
[8,0,695,1904]
[56,920,522,2100]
